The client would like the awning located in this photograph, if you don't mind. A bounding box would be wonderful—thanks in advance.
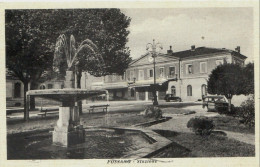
[102,82,128,90]
[128,79,168,88]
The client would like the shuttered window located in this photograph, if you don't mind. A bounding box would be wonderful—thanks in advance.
[187,85,192,96]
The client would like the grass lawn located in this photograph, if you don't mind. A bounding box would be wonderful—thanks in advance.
[152,131,255,157]
[159,102,202,109]
[211,115,255,134]
[162,107,196,115]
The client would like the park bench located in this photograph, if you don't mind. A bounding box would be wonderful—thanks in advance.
[6,108,24,115]
[38,108,59,117]
[88,104,110,113]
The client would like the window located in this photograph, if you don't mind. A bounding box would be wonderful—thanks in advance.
[112,75,117,82]
[187,85,192,96]
[47,84,53,89]
[186,64,193,74]
[148,69,154,78]
[14,82,21,98]
[159,67,164,78]
[131,88,135,97]
[122,72,125,80]
[104,76,108,82]
[139,70,144,80]
[201,84,207,97]
[171,86,176,96]
[234,59,242,66]
[200,62,207,73]
[130,71,134,81]
[216,59,224,66]
[108,75,112,82]
[169,67,175,77]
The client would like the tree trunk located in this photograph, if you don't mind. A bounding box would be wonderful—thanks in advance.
[228,98,232,112]
[23,81,29,121]
[76,69,83,115]
[29,81,37,110]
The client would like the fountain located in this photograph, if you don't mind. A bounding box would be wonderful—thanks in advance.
[17,34,173,159]
[26,34,107,147]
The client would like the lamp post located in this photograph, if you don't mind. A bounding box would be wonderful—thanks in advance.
[146,39,163,105]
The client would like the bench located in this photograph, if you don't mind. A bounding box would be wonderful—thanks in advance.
[88,104,110,113]
[6,108,24,115]
[38,108,59,117]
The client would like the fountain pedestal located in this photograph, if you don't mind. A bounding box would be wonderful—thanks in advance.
[53,71,85,147]
[53,104,85,146]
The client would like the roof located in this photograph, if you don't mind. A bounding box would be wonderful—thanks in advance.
[168,47,247,60]
[129,53,149,65]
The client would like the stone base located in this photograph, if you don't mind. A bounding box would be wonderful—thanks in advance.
[53,128,85,147]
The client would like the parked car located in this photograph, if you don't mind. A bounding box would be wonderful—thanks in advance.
[164,94,182,102]
[202,95,229,112]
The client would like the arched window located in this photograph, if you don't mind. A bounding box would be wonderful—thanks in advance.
[40,85,46,90]
[187,85,192,96]
[201,84,207,97]
[14,82,21,98]
[171,86,176,96]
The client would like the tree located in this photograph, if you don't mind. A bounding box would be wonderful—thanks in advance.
[6,10,56,120]
[6,9,132,119]
[207,64,245,111]
[50,9,132,76]
[52,9,131,115]
[242,62,254,94]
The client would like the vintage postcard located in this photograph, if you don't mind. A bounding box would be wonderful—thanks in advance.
[0,0,259,167]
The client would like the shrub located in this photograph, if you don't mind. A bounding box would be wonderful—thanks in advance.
[216,104,236,116]
[187,116,215,136]
[143,105,162,119]
[237,95,255,127]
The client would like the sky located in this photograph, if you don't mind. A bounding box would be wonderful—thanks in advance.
[121,8,254,63]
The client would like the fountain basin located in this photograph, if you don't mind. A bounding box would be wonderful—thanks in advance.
[7,128,154,159]
[7,127,174,159]
[27,89,107,103]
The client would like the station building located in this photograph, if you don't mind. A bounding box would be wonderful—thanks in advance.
[6,45,247,107]
[100,45,246,102]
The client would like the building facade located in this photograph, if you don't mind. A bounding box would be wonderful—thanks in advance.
[6,70,64,107]
[6,75,25,107]
[6,46,247,107]
[98,46,246,102]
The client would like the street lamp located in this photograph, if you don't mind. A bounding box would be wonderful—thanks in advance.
[146,39,163,105]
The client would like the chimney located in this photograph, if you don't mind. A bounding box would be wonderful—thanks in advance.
[167,45,173,54]
[191,45,195,51]
[235,46,240,53]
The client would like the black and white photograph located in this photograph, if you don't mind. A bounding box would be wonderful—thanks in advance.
[0,0,259,166]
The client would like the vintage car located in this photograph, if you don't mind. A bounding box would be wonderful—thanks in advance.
[202,95,229,111]
[164,94,182,102]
